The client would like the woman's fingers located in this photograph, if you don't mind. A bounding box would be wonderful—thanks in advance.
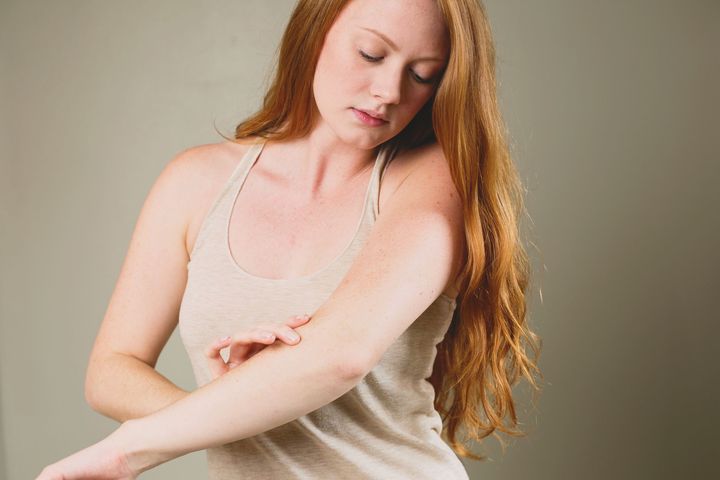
[224,325,297,366]
[230,329,278,363]
[262,313,313,343]
[206,314,314,379]
[286,313,312,327]
[225,315,313,365]
[205,330,276,379]
[205,336,235,379]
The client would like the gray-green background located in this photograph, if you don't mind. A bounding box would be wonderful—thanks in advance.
[1,0,717,478]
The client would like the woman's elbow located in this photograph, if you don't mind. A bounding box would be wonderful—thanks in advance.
[84,361,104,411]
[334,354,369,382]
[331,344,377,381]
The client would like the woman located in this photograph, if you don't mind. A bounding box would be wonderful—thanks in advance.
[36,0,541,478]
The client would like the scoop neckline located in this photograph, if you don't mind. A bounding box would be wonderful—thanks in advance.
[225,140,383,285]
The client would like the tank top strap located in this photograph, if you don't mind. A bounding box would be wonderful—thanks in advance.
[369,139,399,220]
[187,139,266,265]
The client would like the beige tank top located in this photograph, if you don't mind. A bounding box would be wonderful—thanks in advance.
[178,138,468,479]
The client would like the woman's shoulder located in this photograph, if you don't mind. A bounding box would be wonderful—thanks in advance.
[391,141,448,178]
[167,136,264,254]
[380,141,452,208]
[168,137,264,188]
[181,134,261,162]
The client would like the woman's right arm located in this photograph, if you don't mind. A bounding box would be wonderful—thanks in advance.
[86,354,189,423]
[84,145,216,423]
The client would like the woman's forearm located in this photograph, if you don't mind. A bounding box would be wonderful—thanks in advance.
[116,319,364,475]
[85,352,190,422]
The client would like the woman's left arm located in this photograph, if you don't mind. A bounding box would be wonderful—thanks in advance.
[39,145,465,478]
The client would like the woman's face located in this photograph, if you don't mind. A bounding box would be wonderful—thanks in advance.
[311,0,449,149]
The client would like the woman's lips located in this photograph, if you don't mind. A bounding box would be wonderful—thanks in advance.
[351,108,388,127]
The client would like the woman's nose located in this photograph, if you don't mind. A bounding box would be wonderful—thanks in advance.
[370,68,403,105]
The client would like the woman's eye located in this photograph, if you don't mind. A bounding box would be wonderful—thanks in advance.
[359,50,381,62]
[412,72,434,85]
[359,49,435,85]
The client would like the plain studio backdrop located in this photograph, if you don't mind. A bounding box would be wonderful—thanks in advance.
[1,1,717,479]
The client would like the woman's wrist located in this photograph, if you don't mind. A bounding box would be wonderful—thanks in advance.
[111,418,173,475]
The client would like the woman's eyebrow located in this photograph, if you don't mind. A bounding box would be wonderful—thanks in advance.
[358,26,444,62]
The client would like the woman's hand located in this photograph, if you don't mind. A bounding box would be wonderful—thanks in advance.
[34,424,139,480]
[206,314,312,380]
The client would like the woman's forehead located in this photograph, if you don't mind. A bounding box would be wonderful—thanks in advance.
[342,0,444,28]
[338,0,448,55]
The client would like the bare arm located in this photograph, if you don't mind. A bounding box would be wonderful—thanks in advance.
[113,143,465,474]
[85,352,189,422]
[85,145,217,422]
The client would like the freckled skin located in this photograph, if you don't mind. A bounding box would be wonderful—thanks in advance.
[310,0,449,150]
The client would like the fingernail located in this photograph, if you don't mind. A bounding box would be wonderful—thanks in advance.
[219,336,231,342]
[287,331,300,341]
